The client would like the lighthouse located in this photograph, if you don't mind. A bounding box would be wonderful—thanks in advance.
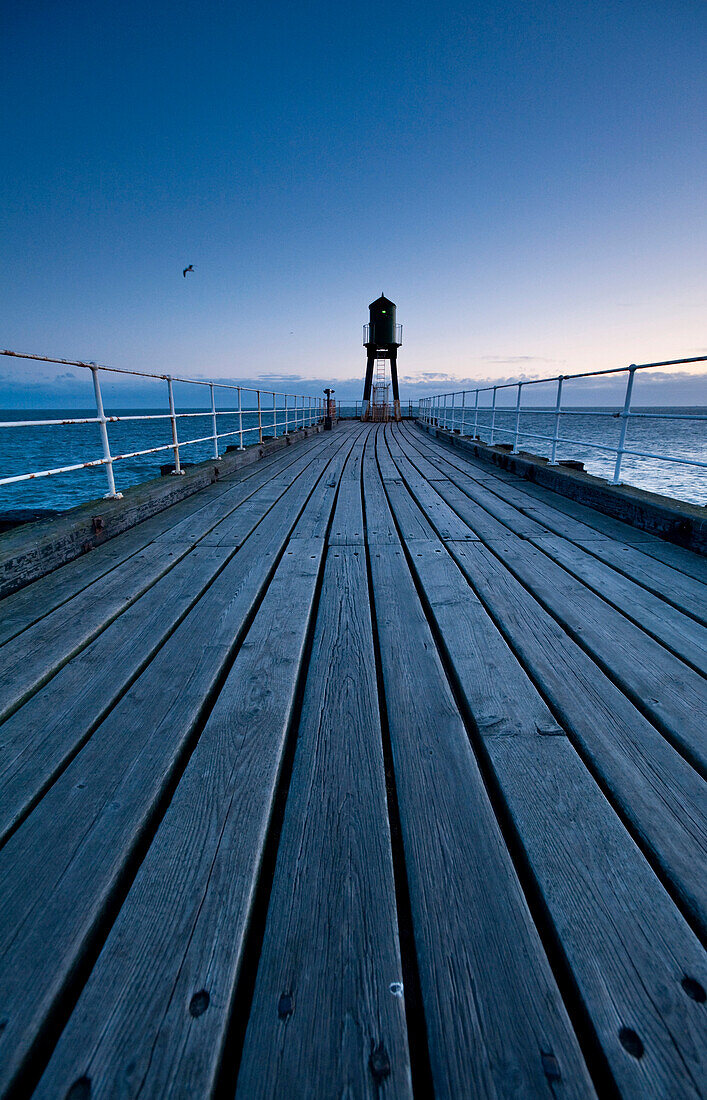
[362,294,402,421]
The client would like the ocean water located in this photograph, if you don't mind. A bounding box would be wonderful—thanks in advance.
[0,405,705,512]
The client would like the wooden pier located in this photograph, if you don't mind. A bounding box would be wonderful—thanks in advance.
[0,421,705,1098]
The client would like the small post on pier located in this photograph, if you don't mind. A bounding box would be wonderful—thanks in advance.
[90,363,122,499]
[323,388,335,430]
[238,387,245,449]
[490,387,498,444]
[257,389,263,443]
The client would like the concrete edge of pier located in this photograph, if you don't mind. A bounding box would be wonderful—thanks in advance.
[417,419,707,555]
[0,425,322,598]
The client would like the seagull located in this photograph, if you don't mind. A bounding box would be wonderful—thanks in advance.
[183,265,194,277]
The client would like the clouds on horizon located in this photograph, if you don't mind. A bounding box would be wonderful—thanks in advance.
[1,361,705,409]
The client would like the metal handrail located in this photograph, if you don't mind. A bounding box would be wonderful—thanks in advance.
[417,357,707,485]
[0,350,325,499]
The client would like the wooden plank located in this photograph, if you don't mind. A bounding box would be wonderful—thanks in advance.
[0,434,343,725]
[293,425,367,539]
[405,539,707,1097]
[398,424,616,542]
[382,479,438,541]
[376,433,404,481]
[0,428,335,644]
[0,442,344,1097]
[34,537,327,1099]
[404,423,707,583]
[0,543,232,844]
[398,423,528,484]
[362,427,399,544]
[393,428,549,538]
[395,437,707,771]
[0,539,194,724]
[384,425,448,482]
[236,548,412,1098]
[198,432,344,547]
[153,431,334,545]
[0,520,186,647]
[403,424,707,635]
[383,431,479,541]
[527,533,707,671]
[484,740,707,1100]
[327,436,367,544]
[449,541,707,936]
[487,538,707,773]
[412,423,707,580]
[380,467,707,928]
[369,541,594,1098]
[571,540,707,625]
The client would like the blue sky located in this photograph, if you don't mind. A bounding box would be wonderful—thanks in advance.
[2,0,705,405]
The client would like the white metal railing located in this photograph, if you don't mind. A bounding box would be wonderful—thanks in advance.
[0,350,326,499]
[418,357,707,485]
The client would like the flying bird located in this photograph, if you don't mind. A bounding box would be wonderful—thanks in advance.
[183,265,194,277]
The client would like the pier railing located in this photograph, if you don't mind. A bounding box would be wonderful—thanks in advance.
[0,351,325,500]
[418,357,707,485]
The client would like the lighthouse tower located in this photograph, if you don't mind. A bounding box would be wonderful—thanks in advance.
[362,294,402,421]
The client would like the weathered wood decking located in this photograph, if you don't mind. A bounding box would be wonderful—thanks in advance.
[0,421,705,1098]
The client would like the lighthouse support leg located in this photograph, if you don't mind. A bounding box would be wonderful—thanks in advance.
[390,349,401,421]
[362,350,375,420]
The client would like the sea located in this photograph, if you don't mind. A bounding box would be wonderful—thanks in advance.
[0,406,705,514]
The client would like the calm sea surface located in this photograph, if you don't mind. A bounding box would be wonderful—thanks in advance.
[0,406,705,512]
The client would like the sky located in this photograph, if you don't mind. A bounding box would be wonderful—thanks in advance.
[1,0,706,406]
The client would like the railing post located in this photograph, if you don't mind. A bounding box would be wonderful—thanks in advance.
[210,383,219,459]
[90,364,122,499]
[166,376,182,474]
[272,392,276,437]
[460,390,466,434]
[612,365,637,484]
[512,383,523,453]
[473,390,479,437]
[238,387,244,449]
[549,376,564,465]
[257,389,263,443]
[285,394,289,434]
[490,387,498,444]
